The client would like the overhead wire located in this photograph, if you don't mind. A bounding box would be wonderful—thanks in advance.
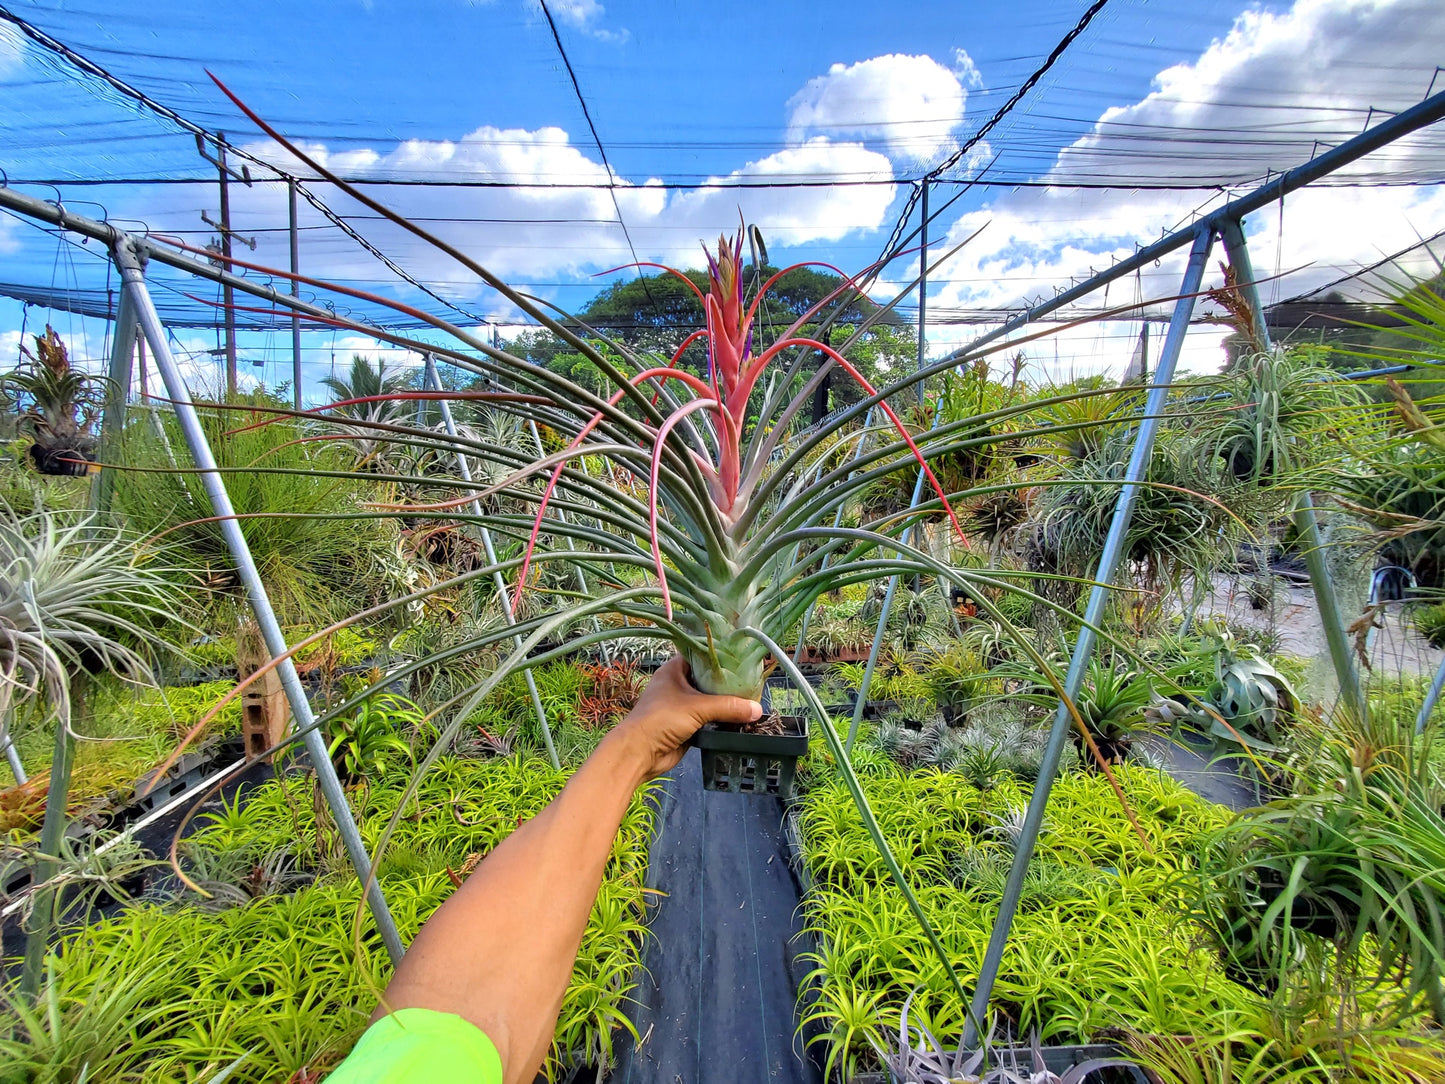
[0,3,494,328]
[535,0,660,315]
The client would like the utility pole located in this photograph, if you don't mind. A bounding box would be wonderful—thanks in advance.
[916,179,928,405]
[218,132,237,397]
[289,179,302,410]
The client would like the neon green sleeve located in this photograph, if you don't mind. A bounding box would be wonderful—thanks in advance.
[325,1007,504,1083]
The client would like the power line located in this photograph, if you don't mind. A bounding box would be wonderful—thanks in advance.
[0,2,493,327]
[8,174,1440,194]
[536,0,659,317]
[878,0,1114,265]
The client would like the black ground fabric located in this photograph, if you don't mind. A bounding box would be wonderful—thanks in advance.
[612,747,825,1083]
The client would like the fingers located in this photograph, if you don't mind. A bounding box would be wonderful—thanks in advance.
[643,657,762,727]
[701,694,763,727]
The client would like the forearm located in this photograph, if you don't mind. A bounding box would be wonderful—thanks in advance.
[376,728,649,1083]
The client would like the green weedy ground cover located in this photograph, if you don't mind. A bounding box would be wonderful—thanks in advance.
[795,749,1251,1077]
[0,754,658,1082]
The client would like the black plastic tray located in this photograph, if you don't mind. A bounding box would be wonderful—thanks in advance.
[691,715,809,797]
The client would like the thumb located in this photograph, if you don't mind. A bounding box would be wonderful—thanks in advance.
[697,693,763,728]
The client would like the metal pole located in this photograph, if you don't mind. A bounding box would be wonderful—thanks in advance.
[788,422,874,663]
[217,133,237,398]
[92,286,137,513]
[844,183,940,730]
[1417,655,1445,735]
[1217,217,1366,720]
[522,416,605,641]
[916,180,928,407]
[113,237,404,964]
[847,410,942,752]
[963,225,1215,1045]
[1,725,23,784]
[1215,219,1271,352]
[936,89,1445,369]
[422,356,560,770]
[289,180,302,411]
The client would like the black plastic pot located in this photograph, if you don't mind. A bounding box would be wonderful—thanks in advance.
[936,705,971,731]
[29,440,95,477]
[692,715,808,798]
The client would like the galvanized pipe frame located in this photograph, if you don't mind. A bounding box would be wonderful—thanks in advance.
[421,354,561,771]
[936,88,1445,369]
[111,237,406,965]
[961,224,1217,1045]
[1216,216,1367,720]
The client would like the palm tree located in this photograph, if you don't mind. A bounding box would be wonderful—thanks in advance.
[319,355,413,467]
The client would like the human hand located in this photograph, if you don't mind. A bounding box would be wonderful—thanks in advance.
[608,657,762,781]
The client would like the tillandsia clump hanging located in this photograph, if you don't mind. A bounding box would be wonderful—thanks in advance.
[2,326,105,477]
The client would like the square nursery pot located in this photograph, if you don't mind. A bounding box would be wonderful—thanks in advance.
[691,715,808,798]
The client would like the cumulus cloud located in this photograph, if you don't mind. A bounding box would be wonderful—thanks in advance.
[928,0,1445,378]
[786,53,973,164]
[117,121,894,309]
[534,0,629,43]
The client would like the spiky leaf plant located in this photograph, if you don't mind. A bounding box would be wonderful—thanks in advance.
[147,77,1185,1016]
[0,507,186,995]
[2,327,105,477]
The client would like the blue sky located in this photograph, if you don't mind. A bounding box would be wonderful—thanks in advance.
[1,0,1443,398]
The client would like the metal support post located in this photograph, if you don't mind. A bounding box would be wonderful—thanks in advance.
[1,723,24,784]
[1417,655,1445,735]
[422,356,560,770]
[92,285,138,513]
[916,180,929,407]
[789,407,876,667]
[113,237,404,964]
[521,415,607,652]
[1217,217,1366,720]
[217,134,238,397]
[963,226,1215,1045]
[847,409,941,752]
[288,180,302,411]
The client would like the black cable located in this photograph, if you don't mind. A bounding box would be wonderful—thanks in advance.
[1272,225,1445,305]
[10,173,1440,192]
[0,3,492,327]
[876,0,1113,267]
[536,0,660,318]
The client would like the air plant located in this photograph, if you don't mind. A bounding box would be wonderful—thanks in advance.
[143,77,1167,1018]
[0,507,186,996]
[1,327,106,477]
[870,989,1134,1084]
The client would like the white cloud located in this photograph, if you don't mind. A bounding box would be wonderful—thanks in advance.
[0,214,20,257]
[648,139,896,264]
[0,24,23,81]
[928,0,1445,379]
[535,0,629,43]
[786,54,971,164]
[118,123,895,307]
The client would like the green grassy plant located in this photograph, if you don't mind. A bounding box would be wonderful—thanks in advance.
[1195,704,1445,1024]
[112,389,399,627]
[796,760,1247,1074]
[2,754,658,1082]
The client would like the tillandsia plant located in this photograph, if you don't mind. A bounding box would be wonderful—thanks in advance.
[2,326,107,477]
[0,506,187,996]
[143,76,1180,1026]
[167,76,1152,711]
